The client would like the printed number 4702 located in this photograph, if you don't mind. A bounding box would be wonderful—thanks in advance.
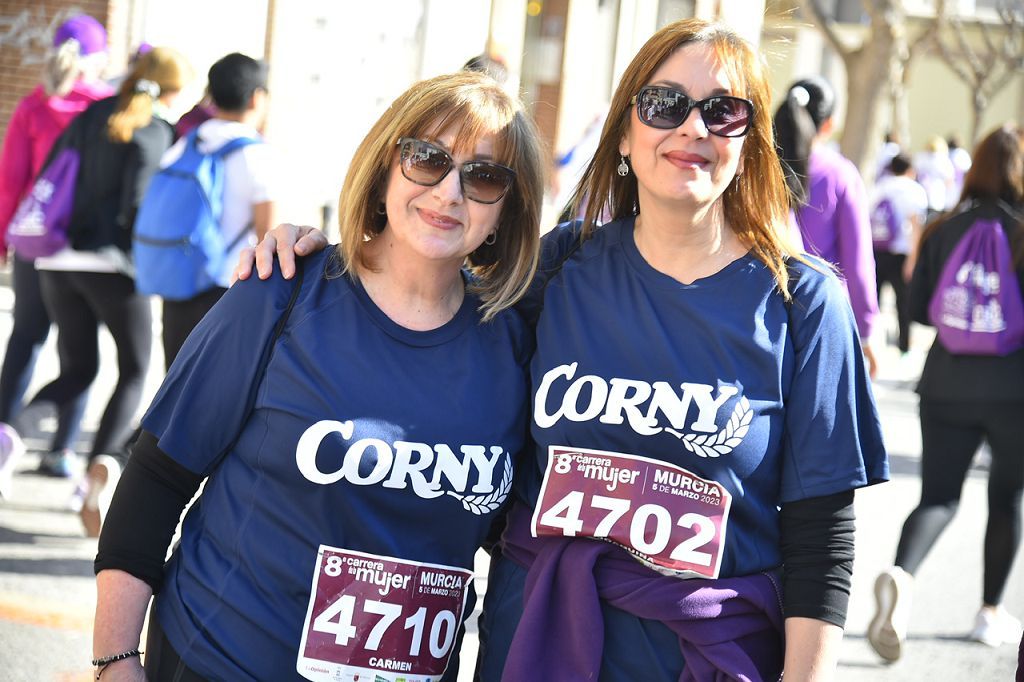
[313,595,457,658]
[538,491,715,566]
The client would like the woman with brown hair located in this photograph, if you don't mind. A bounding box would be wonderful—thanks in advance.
[91,70,544,681]
[252,19,888,681]
[23,47,192,535]
[869,125,1024,662]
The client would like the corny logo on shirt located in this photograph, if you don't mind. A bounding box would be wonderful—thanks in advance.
[294,420,512,514]
[534,362,751,458]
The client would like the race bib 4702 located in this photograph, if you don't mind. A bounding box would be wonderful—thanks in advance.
[531,446,733,579]
[297,546,473,682]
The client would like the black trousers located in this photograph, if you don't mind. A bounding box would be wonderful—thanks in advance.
[160,287,227,371]
[895,399,1024,605]
[874,249,911,353]
[0,256,89,450]
[33,270,151,464]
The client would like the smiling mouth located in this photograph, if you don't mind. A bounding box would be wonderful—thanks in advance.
[418,208,462,229]
[664,151,710,168]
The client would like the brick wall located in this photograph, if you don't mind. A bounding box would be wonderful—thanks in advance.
[0,0,115,140]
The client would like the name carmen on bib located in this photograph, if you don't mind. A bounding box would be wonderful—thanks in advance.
[535,362,738,435]
[294,419,505,498]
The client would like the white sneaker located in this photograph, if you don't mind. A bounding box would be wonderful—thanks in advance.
[80,455,121,538]
[968,606,1023,647]
[868,567,914,662]
[0,422,26,500]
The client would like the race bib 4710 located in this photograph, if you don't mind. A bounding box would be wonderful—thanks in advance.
[297,546,473,682]
[531,446,732,579]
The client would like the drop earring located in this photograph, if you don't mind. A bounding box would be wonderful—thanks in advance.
[484,231,497,246]
[617,156,630,177]
[376,202,387,215]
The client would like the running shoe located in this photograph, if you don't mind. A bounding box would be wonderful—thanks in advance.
[80,455,121,538]
[38,449,76,478]
[968,606,1023,647]
[868,566,914,662]
[66,479,88,513]
[0,423,26,499]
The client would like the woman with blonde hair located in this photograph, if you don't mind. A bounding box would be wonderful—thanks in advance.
[0,14,112,489]
[91,70,543,680]
[22,47,192,536]
[249,18,888,681]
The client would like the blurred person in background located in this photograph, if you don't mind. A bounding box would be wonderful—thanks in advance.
[462,52,509,85]
[22,47,192,536]
[869,153,929,357]
[869,124,1024,662]
[174,91,217,139]
[774,76,881,378]
[875,131,902,182]
[915,135,956,221]
[152,52,276,370]
[0,14,113,493]
[948,133,972,208]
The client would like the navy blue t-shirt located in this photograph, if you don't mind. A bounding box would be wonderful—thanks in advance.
[143,250,532,680]
[480,217,888,680]
[518,218,887,576]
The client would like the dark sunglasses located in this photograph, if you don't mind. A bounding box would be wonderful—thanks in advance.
[630,86,754,137]
[396,137,516,204]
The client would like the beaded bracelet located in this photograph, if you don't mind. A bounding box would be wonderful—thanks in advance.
[92,648,142,680]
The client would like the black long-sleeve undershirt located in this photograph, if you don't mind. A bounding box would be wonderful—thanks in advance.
[94,430,202,593]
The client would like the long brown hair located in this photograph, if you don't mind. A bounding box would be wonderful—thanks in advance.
[107,47,191,143]
[922,124,1024,266]
[567,18,804,298]
[336,71,544,321]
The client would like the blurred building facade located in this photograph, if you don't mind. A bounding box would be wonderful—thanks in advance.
[0,0,1021,230]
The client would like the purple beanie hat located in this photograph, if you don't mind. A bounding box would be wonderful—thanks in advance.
[53,15,108,56]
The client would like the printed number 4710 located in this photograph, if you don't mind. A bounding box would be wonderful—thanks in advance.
[538,491,715,566]
[313,595,457,658]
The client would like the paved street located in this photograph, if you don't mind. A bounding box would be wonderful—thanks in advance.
[0,271,1020,681]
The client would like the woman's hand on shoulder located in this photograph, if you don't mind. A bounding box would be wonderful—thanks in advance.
[233,223,329,282]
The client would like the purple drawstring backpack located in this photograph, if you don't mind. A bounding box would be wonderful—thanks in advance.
[6,147,80,259]
[870,197,900,250]
[928,218,1024,356]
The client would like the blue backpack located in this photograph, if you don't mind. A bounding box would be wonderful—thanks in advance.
[133,131,259,300]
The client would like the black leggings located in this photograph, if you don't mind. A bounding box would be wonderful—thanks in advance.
[894,400,1024,606]
[0,256,87,449]
[874,250,911,353]
[31,270,151,464]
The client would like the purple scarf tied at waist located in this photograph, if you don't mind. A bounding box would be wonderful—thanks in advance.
[500,502,784,682]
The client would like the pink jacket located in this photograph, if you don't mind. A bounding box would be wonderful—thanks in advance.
[0,81,113,248]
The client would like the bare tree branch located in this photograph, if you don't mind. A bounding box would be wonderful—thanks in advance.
[797,0,855,58]
[952,17,986,77]
[933,25,975,82]
[984,64,1019,99]
[978,16,1000,57]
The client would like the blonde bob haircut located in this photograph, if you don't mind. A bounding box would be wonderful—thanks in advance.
[335,71,544,321]
[567,18,806,298]
[107,47,192,143]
